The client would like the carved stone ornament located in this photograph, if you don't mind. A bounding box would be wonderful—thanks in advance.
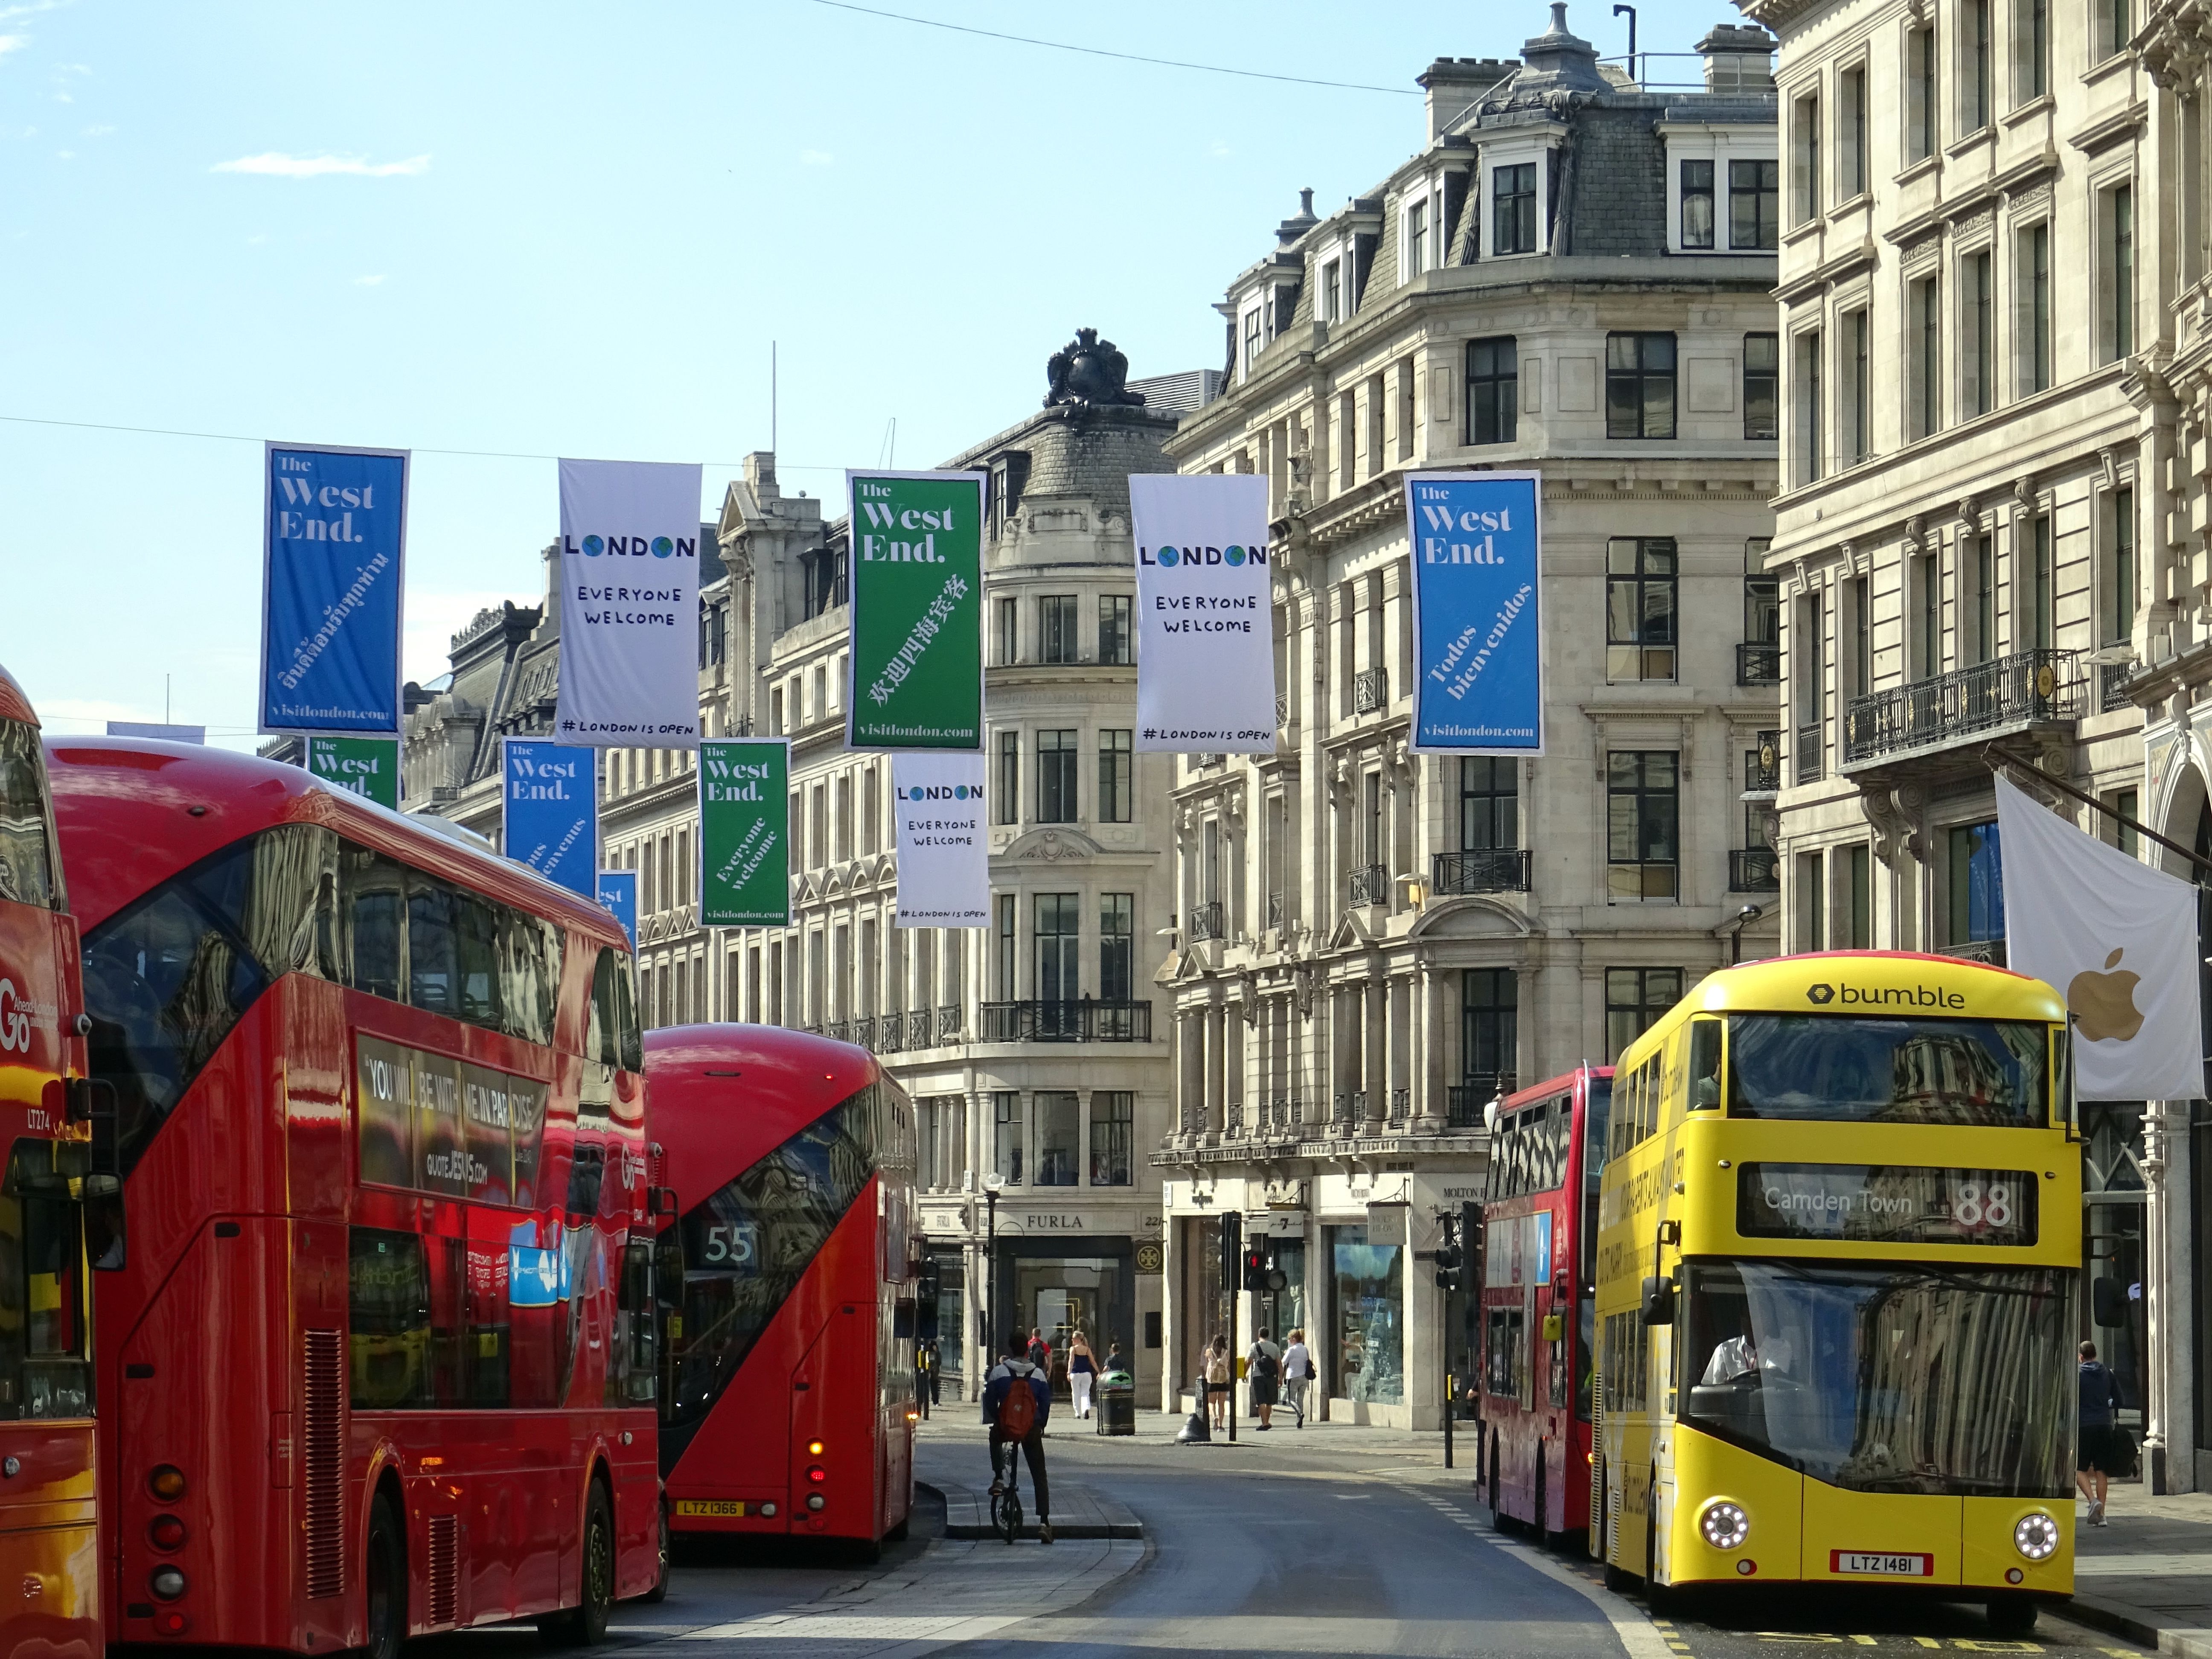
[1902,513,1925,554]
[1044,329,1147,409]
[1956,495,1980,530]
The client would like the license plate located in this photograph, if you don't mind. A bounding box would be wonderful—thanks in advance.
[675,1500,746,1517]
[1831,1551,1933,1577]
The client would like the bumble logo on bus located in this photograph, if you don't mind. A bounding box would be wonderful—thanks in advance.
[1805,980,1965,1010]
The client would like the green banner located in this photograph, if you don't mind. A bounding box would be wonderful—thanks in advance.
[699,738,790,927]
[846,470,985,751]
[306,735,400,809]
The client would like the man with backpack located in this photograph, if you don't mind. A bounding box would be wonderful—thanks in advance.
[1247,1327,1283,1430]
[983,1340,1054,1543]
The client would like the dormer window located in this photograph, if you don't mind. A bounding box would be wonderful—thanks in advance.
[1321,258,1343,322]
[1241,305,1263,380]
[1493,164,1539,255]
[1407,198,1430,274]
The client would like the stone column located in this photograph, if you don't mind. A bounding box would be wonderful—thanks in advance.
[1202,1001,1224,1145]
[1415,963,1447,1131]
[2145,1102,2188,1491]
[1363,975,1387,1131]
[1175,1007,1201,1146]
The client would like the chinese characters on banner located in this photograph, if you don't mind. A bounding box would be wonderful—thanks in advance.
[697,738,792,928]
[555,459,704,748]
[259,443,408,737]
[1128,473,1277,753]
[1402,471,1545,756]
[845,471,984,751]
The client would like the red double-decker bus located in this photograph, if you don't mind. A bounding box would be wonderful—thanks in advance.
[644,1024,917,1550]
[1478,1065,1612,1544]
[0,666,102,1659]
[53,736,664,1654]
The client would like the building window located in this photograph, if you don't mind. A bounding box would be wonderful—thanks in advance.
[1908,26,1938,161]
[1964,247,1994,417]
[2109,486,2137,644]
[2104,183,2136,362]
[1090,1093,1133,1186]
[1463,969,1517,1088]
[1607,538,1678,681]
[1321,258,1343,322]
[2029,515,2053,649]
[1793,329,1824,485]
[1100,893,1133,1001]
[1606,751,1679,901]
[1099,594,1132,665]
[2112,789,2140,858]
[2018,221,2052,395]
[1098,729,1132,824]
[994,594,1018,666]
[1243,307,1263,379]
[1035,893,1079,1001]
[1037,729,1078,824]
[1909,274,1941,440]
[1791,91,1820,224]
[2015,0,2049,102]
[1034,1092,1079,1187]
[1972,533,1996,664]
[1850,573,1872,697]
[992,1091,1023,1185]
[1681,159,1715,249]
[1494,162,1538,256]
[1730,159,1779,250]
[1606,968,1684,1060]
[1796,849,1825,952]
[1964,0,1994,130]
[995,893,1016,1000]
[1946,820,2004,944]
[1407,198,1429,274]
[1039,595,1080,664]
[1606,332,1677,439]
[1840,65,1869,198]
[996,729,1019,826]
[1744,332,1778,440]
[2100,0,2131,59]
[1846,309,1870,465]
[1915,548,1942,678]
[1466,337,1519,445]
[1746,538,1779,658]
[1458,756,1519,851]
[1797,588,1825,781]
[1847,843,1873,948]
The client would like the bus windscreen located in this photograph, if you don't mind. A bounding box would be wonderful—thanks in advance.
[1726,1014,2050,1127]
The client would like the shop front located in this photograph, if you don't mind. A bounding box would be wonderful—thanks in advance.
[992,1234,1136,1396]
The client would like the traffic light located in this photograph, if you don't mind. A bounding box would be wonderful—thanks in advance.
[1434,1239,1464,1291]
[1243,1245,1270,1292]
[1221,1209,1244,1296]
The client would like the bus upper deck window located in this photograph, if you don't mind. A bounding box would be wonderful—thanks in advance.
[1688,1019,1722,1110]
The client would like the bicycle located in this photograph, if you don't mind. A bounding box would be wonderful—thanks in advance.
[991,1436,1023,1544]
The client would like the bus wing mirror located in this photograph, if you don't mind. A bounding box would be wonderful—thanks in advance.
[2092,1275,2126,1327]
[1641,1275,1675,1326]
[649,1185,680,1219]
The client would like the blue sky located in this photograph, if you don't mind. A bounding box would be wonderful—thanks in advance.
[0,0,1735,746]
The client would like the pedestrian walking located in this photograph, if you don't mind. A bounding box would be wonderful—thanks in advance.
[1103,1339,1127,1376]
[2078,1339,2125,1525]
[1027,1326,1050,1372]
[1246,1327,1283,1430]
[1203,1333,1232,1432]
[1068,1330,1097,1419]
[1281,1328,1313,1428]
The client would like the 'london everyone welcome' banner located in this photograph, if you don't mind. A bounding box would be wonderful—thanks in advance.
[845,470,984,751]
[555,458,704,748]
[892,752,988,927]
[1403,471,1545,756]
[501,738,596,898]
[1129,473,1277,754]
[698,738,791,928]
[259,442,408,737]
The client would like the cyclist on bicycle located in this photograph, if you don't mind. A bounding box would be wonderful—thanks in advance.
[983,1339,1054,1543]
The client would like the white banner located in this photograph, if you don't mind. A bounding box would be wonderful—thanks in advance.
[1996,775,2203,1100]
[555,459,704,748]
[892,752,989,928]
[1129,474,1277,753]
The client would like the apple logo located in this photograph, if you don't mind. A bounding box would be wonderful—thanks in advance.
[2069,948,2146,1043]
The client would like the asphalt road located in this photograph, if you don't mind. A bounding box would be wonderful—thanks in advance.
[411,1417,2160,1659]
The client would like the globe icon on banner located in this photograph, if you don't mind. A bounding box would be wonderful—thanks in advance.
[1157,547,1179,566]
[953,785,968,800]
[582,536,604,556]
[1225,546,1246,565]
[652,537,674,557]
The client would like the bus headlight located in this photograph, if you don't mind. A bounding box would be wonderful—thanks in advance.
[1699,1501,1750,1551]
[149,1566,187,1601]
[2014,1512,2059,1560]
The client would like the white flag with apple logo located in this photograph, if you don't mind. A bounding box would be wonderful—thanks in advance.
[1996,774,2203,1100]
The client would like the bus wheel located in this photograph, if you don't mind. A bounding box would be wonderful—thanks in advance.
[1986,1596,2038,1636]
[364,1493,406,1659]
[885,1513,911,1544]
[539,1483,614,1647]
[637,1504,671,1605]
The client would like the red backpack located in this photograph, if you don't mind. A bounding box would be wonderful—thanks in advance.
[996,1367,1038,1438]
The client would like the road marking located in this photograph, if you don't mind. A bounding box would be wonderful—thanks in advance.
[1478,1535,1675,1659]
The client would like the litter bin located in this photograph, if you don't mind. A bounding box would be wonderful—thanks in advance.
[1097,1369,1136,1436]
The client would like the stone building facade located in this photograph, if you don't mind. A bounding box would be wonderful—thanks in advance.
[1153,6,1784,1429]
[1743,0,2156,1469]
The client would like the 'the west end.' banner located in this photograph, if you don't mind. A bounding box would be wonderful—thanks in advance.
[555,458,704,748]
[501,738,597,899]
[698,738,792,928]
[845,470,984,751]
[1403,471,1545,756]
[259,442,408,737]
[1128,473,1277,754]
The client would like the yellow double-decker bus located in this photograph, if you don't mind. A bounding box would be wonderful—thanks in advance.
[1592,951,2078,1634]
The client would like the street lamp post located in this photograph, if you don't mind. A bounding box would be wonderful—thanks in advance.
[983,1175,1004,1368]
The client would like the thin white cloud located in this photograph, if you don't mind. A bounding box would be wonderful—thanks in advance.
[0,35,29,58]
[82,122,109,134]
[799,148,833,166]
[352,274,385,286]
[212,151,430,178]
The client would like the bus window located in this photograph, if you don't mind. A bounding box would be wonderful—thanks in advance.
[345,846,405,1001]
[349,1228,431,1409]
[0,721,57,909]
[1583,1077,1612,1183]
[590,948,644,1074]
[1727,1013,2050,1127]
[0,1141,92,1420]
[1688,1019,1722,1109]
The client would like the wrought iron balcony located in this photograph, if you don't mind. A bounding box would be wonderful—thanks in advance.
[1746,730,1781,794]
[1275,692,1290,728]
[1843,648,2082,768]
[938,1004,962,1041]
[1432,848,1532,895]
[977,999,1154,1042]
[1226,1100,1245,1136]
[849,1016,874,1051]
[906,1008,934,1048]
[1187,900,1225,943]
[826,1021,849,1043]
[1795,720,1823,784]
[1729,848,1780,891]
[2100,658,2136,713]
[1939,937,2007,967]
[1354,666,1389,715]
[1389,1088,1409,1126]
[1736,641,1781,685]
[1348,863,1391,908]
[1447,1074,1516,1128]
[874,1016,902,1055]
[1267,891,1285,930]
[1331,1091,1354,1126]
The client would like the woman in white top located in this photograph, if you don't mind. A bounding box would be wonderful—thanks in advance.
[1280,1328,1314,1428]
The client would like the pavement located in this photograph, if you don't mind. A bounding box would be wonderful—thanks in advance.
[2068,1483,2212,1659]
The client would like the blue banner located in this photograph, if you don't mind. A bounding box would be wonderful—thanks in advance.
[596,870,637,945]
[501,739,596,898]
[1403,471,1544,755]
[259,443,408,736]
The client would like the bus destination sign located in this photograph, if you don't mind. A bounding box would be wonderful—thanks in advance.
[1737,1163,2037,1246]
